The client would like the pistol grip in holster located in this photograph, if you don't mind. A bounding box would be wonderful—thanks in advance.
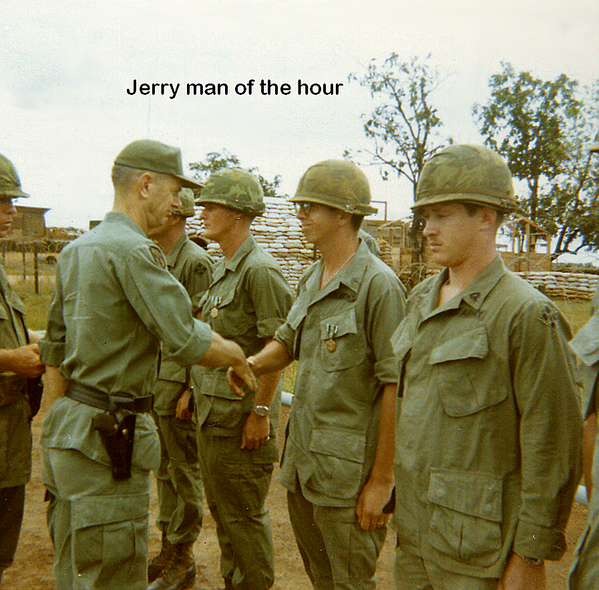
[92,411,137,481]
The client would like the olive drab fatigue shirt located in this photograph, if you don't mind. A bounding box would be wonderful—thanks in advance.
[275,241,406,508]
[0,266,31,488]
[568,295,599,589]
[153,234,213,416]
[391,255,582,579]
[40,212,213,471]
[193,235,294,463]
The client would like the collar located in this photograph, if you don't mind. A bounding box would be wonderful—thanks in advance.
[104,211,146,237]
[212,235,257,282]
[423,255,508,319]
[305,240,371,305]
[165,234,188,267]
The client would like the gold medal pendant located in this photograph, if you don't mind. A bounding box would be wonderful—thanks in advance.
[326,339,336,353]
[210,307,219,318]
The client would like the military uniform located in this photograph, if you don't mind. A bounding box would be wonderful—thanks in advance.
[152,234,212,547]
[193,234,293,590]
[0,268,32,580]
[275,241,405,589]
[569,293,599,589]
[391,256,582,586]
[40,211,213,590]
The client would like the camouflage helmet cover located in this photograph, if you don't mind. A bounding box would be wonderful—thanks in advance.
[196,168,265,216]
[0,154,29,198]
[413,144,516,212]
[172,188,196,217]
[291,159,377,216]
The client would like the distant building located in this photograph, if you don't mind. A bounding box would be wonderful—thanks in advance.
[11,205,50,238]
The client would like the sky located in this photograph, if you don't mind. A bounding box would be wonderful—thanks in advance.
[2,0,598,247]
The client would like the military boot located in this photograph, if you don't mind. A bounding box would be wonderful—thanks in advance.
[147,541,196,590]
[147,532,174,583]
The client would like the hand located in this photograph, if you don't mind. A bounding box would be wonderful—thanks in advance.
[241,410,270,450]
[227,356,257,398]
[496,553,546,590]
[175,389,193,421]
[355,475,394,531]
[2,344,45,378]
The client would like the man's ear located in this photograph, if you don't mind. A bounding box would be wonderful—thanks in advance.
[137,172,153,200]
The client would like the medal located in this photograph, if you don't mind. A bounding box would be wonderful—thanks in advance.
[210,307,219,318]
[325,323,339,353]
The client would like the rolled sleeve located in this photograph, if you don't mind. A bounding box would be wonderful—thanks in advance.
[274,323,297,360]
[163,318,213,367]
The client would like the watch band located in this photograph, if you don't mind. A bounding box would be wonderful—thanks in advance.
[253,405,270,417]
[517,554,543,567]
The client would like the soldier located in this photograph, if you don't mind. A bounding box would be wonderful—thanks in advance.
[231,160,406,589]
[0,154,45,585]
[192,168,294,590]
[39,140,255,590]
[391,144,582,589]
[568,137,599,590]
[145,188,213,590]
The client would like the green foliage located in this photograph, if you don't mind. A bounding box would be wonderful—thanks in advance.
[474,63,599,257]
[347,53,448,197]
[189,149,283,198]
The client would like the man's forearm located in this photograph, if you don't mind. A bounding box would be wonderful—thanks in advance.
[249,339,293,377]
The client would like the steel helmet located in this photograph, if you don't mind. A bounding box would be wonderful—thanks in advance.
[0,154,29,198]
[413,144,517,212]
[196,168,265,216]
[291,159,377,216]
[172,188,196,217]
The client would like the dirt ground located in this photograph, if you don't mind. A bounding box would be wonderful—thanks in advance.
[2,400,589,590]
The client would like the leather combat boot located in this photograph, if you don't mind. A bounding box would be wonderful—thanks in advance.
[147,532,174,583]
[147,541,196,590]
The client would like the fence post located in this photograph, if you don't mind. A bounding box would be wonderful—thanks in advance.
[33,242,39,295]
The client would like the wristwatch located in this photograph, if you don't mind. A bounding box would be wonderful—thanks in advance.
[253,405,270,417]
[517,554,543,567]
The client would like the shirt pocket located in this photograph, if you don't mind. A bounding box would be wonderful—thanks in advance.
[319,310,367,372]
[308,426,366,500]
[429,323,507,416]
[204,288,254,338]
[427,468,503,567]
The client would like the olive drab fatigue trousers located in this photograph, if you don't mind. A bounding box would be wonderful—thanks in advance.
[42,448,151,590]
[287,485,386,590]
[154,413,203,544]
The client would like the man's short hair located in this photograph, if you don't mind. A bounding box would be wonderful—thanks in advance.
[350,214,365,231]
[462,202,505,228]
[111,163,146,191]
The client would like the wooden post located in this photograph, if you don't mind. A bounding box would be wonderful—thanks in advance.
[33,242,39,295]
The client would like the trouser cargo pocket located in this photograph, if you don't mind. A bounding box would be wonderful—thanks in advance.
[427,468,503,567]
[71,493,149,589]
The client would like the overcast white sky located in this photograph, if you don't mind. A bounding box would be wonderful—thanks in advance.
[1,0,598,236]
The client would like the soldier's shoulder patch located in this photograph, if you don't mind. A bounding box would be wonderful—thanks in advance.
[149,245,167,269]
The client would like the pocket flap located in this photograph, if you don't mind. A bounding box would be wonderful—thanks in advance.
[319,310,358,339]
[428,469,502,522]
[71,493,149,529]
[309,427,365,464]
[430,324,488,364]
